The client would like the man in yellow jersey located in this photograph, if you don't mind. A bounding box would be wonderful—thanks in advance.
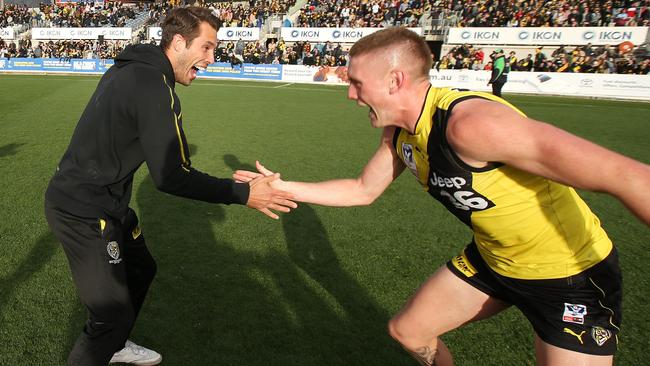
[234,28,650,366]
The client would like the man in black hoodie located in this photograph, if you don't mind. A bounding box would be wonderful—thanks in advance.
[44,7,296,366]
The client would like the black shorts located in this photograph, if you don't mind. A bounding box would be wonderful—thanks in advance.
[447,242,622,355]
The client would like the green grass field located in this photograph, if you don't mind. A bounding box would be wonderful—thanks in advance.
[0,74,648,365]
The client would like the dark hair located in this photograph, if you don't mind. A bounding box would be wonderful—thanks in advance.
[349,27,432,78]
[160,7,221,51]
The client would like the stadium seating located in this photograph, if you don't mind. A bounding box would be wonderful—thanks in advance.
[0,0,648,74]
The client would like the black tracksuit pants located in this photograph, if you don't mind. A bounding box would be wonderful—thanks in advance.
[45,202,157,366]
[491,74,507,97]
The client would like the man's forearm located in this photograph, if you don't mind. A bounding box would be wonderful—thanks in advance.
[284,179,377,207]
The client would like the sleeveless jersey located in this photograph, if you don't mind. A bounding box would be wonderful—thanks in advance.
[393,86,612,280]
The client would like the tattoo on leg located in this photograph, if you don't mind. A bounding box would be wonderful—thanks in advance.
[406,346,438,366]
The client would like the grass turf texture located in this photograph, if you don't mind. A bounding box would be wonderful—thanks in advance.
[0,74,648,365]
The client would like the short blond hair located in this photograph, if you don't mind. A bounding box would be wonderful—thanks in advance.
[349,28,432,79]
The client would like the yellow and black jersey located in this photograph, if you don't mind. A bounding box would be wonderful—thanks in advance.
[393,86,613,280]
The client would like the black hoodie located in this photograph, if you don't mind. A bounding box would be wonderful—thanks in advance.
[45,44,249,218]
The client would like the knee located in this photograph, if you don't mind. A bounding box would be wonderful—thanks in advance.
[388,314,438,351]
[388,315,416,349]
[129,250,157,285]
[86,304,135,338]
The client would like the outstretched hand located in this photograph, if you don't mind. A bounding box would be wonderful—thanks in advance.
[239,162,296,219]
[234,160,276,183]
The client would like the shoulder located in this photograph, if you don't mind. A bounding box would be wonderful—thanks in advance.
[130,63,169,89]
[121,64,173,102]
[446,97,527,151]
[448,98,509,131]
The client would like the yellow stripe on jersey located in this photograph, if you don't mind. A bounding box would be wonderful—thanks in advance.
[132,225,142,240]
[162,74,190,171]
[394,86,613,280]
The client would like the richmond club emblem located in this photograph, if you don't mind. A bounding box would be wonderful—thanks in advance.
[591,326,612,346]
[107,241,122,264]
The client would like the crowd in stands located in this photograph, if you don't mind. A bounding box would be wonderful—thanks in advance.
[0,4,34,28]
[145,0,297,29]
[214,39,348,65]
[295,0,429,27]
[0,2,143,29]
[443,0,650,27]
[40,2,140,28]
[292,0,650,28]
[2,0,648,30]
[437,43,650,74]
[0,38,126,59]
[1,0,649,75]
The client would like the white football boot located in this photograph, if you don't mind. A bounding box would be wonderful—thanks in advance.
[109,340,162,365]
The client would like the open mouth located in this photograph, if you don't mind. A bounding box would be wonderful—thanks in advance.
[369,107,377,120]
[190,64,205,80]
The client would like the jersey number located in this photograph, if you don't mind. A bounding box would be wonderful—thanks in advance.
[440,190,490,211]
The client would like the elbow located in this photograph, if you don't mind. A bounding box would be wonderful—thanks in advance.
[354,185,381,206]
[360,192,379,206]
[349,195,375,207]
[151,173,177,194]
[154,179,174,194]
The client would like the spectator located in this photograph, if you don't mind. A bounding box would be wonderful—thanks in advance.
[534,47,547,71]
[507,51,518,70]
[519,54,534,71]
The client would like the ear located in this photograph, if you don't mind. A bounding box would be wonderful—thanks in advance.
[172,34,187,53]
[388,70,405,95]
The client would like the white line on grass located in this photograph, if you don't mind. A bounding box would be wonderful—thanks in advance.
[273,83,294,88]
[516,100,650,109]
[0,75,99,82]
[195,81,343,92]
[0,75,344,93]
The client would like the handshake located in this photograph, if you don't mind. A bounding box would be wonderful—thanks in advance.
[235,161,295,220]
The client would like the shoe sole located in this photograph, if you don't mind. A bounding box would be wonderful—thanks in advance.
[132,356,162,366]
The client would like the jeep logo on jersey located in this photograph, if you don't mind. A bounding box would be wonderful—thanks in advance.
[429,170,494,212]
[107,241,122,264]
[401,142,418,176]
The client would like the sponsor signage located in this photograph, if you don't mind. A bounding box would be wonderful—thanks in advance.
[218,27,260,41]
[447,27,649,46]
[280,27,423,42]
[2,58,648,100]
[281,64,348,84]
[148,27,260,41]
[3,58,44,70]
[32,27,132,40]
[0,57,111,73]
[198,62,282,80]
[1,28,15,40]
[147,27,162,41]
[428,69,650,100]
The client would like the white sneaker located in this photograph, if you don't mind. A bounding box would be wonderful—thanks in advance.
[109,340,162,365]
